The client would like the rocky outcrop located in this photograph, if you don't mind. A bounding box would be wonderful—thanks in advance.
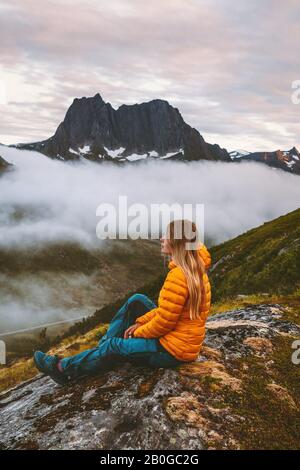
[13,93,230,163]
[0,303,299,450]
[0,155,13,173]
[230,147,300,175]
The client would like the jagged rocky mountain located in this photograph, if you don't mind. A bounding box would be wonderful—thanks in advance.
[8,94,300,174]
[13,93,230,163]
[230,147,300,175]
[0,304,299,450]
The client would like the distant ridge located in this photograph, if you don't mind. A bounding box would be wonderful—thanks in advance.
[230,147,300,174]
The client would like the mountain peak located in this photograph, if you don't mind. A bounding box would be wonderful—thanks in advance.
[72,92,105,104]
[14,94,230,163]
[93,92,105,102]
[289,146,299,155]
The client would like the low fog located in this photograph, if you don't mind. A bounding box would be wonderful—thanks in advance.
[1,145,299,247]
[0,145,299,334]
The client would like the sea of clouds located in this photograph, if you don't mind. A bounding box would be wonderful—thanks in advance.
[1,145,299,249]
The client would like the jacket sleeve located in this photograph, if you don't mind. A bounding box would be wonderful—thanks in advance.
[133,267,188,338]
[135,308,157,325]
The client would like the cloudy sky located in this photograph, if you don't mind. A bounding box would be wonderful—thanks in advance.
[0,0,299,151]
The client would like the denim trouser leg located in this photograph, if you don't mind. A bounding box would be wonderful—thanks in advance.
[59,294,183,379]
[98,293,157,345]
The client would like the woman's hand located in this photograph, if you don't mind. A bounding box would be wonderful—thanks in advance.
[124,323,140,339]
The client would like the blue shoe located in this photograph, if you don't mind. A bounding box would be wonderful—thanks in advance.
[33,351,69,386]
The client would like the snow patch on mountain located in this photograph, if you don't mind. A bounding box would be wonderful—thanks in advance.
[69,148,79,155]
[160,148,184,159]
[104,147,126,158]
[229,150,251,160]
[78,145,91,154]
[149,150,159,157]
[126,153,148,162]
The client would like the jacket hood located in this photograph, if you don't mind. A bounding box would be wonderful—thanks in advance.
[168,243,212,271]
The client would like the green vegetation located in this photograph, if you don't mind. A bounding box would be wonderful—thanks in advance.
[0,239,163,275]
[222,336,300,450]
[209,208,300,301]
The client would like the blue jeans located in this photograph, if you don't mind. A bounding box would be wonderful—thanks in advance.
[59,294,183,380]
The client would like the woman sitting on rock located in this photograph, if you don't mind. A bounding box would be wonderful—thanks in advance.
[33,219,212,385]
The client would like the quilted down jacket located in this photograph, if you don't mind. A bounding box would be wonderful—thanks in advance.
[133,243,212,362]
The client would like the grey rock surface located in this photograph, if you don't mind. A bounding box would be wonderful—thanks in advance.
[0,304,299,450]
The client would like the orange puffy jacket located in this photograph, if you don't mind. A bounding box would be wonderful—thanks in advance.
[133,244,212,362]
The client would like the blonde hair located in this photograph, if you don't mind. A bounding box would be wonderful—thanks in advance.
[166,219,206,320]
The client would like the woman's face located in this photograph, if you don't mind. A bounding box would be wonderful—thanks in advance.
[160,233,172,255]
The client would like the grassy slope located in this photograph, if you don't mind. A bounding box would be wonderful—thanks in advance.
[209,207,300,301]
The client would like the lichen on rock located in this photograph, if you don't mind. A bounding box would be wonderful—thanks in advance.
[0,303,299,450]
